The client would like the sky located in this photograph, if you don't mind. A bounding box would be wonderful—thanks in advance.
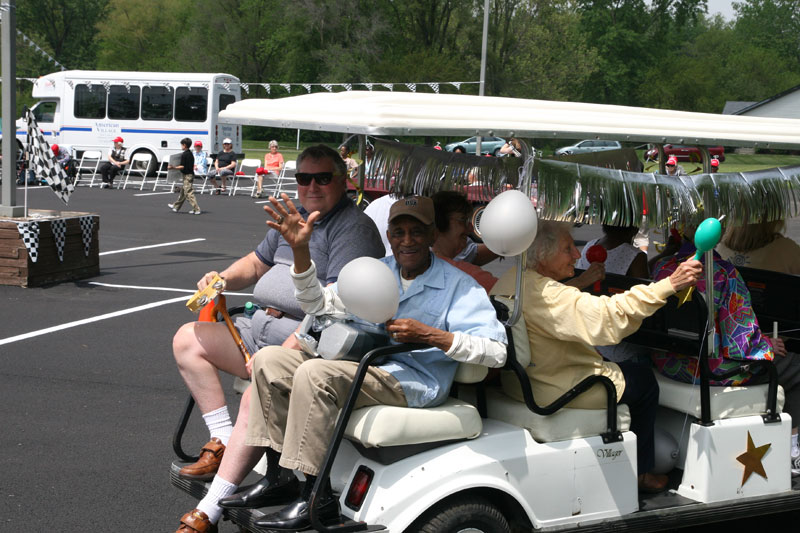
[707,0,736,19]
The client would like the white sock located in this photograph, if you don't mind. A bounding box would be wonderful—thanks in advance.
[203,406,233,446]
[197,476,237,524]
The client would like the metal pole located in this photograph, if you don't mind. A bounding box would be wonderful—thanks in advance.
[296,128,300,150]
[0,0,23,217]
[475,0,489,156]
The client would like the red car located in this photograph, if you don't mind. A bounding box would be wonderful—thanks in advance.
[645,144,725,162]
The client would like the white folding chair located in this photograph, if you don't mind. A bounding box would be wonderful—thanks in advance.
[274,160,298,198]
[152,159,180,192]
[120,153,154,190]
[229,158,260,196]
[74,150,102,187]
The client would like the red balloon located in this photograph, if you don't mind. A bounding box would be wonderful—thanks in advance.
[236,171,245,175]
[256,167,265,175]
[586,244,607,263]
[585,245,607,293]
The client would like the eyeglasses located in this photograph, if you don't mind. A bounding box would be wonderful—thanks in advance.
[295,172,337,186]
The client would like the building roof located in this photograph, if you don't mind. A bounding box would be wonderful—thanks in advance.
[730,84,800,115]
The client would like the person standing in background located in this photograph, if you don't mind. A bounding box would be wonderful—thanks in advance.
[168,138,202,215]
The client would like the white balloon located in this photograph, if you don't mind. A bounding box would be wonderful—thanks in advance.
[478,190,538,257]
[337,257,399,323]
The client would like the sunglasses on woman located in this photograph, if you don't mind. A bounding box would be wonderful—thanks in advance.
[295,172,337,186]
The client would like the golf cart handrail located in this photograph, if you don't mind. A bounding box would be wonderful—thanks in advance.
[219,91,800,150]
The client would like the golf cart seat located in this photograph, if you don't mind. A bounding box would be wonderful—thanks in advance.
[343,362,486,461]
[487,296,631,443]
[654,371,784,420]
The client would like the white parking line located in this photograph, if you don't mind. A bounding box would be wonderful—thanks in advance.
[87,282,253,297]
[99,238,206,256]
[0,296,189,346]
[134,191,174,196]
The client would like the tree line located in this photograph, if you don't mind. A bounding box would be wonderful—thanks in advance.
[10,0,800,118]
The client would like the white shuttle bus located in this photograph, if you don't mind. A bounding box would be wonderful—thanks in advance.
[11,70,242,171]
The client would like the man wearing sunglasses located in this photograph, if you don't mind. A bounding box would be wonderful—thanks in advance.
[172,145,385,533]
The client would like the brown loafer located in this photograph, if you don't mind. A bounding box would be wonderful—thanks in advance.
[179,438,225,480]
[176,509,217,533]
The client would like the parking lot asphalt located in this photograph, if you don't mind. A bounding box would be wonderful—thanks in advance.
[2,185,278,532]
[2,183,799,532]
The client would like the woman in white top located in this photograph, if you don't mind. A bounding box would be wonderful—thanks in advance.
[576,225,649,278]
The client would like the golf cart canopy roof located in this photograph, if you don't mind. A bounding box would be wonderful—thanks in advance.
[219,91,800,149]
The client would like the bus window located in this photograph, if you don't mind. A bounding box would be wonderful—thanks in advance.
[142,86,173,120]
[74,84,106,119]
[32,101,57,123]
[219,93,236,112]
[108,85,141,120]
[175,87,207,122]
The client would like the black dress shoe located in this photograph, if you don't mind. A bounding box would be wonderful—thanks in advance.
[218,474,300,509]
[254,494,341,531]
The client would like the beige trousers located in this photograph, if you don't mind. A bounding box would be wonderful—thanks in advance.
[173,174,200,211]
[245,346,407,476]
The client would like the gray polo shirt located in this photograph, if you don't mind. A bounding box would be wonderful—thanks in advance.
[235,195,384,353]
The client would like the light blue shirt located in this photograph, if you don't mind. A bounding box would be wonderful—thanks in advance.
[372,254,507,407]
[193,149,209,175]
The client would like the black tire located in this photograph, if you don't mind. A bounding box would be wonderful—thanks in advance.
[347,190,371,210]
[131,149,159,176]
[409,496,511,533]
[493,148,500,156]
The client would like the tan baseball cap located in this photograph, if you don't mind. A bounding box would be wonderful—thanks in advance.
[388,196,434,225]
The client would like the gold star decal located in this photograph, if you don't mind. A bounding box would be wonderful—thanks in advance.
[736,431,771,486]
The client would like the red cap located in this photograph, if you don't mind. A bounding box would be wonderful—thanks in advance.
[194,140,203,147]
[113,136,124,143]
[710,158,719,167]
[51,144,59,154]
[666,156,678,166]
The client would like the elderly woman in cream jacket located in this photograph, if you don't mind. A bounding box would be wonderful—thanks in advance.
[491,220,702,493]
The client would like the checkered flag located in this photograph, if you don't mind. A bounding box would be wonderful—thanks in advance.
[52,219,67,262]
[16,221,40,263]
[79,216,94,256]
[24,108,74,204]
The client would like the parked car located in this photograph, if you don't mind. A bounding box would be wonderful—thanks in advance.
[554,139,622,156]
[444,136,507,155]
[645,144,725,162]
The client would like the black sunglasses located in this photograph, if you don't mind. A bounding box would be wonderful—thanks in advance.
[295,172,337,186]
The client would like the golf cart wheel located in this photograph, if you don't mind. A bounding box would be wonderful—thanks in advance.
[409,496,511,533]
[347,190,371,210]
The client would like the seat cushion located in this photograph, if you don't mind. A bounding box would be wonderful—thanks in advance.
[485,388,631,443]
[345,398,482,448]
[655,371,784,420]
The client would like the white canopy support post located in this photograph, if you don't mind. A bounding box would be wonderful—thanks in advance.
[0,0,23,217]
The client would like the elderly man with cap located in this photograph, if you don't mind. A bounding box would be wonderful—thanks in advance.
[207,138,237,194]
[192,140,209,177]
[99,136,129,188]
[222,194,508,531]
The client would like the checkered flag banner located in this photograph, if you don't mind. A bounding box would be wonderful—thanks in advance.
[52,219,67,262]
[16,221,40,263]
[24,108,74,204]
[79,216,94,257]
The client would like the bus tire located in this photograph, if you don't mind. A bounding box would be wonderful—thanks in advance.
[131,149,159,176]
[409,496,511,533]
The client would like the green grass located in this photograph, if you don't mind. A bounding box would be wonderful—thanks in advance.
[241,140,341,164]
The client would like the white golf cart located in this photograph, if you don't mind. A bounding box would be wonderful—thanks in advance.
[171,92,800,532]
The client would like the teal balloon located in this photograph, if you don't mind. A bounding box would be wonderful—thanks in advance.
[693,217,722,260]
